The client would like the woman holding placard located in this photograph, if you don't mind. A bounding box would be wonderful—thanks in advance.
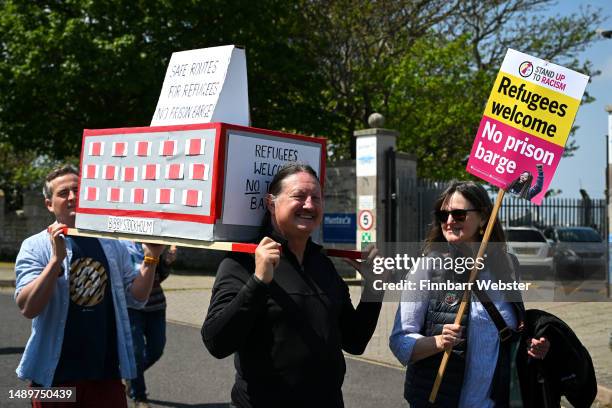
[201,163,382,408]
[389,181,549,407]
[507,163,545,200]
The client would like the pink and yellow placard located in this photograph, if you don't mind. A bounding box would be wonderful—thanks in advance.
[467,49,589,204]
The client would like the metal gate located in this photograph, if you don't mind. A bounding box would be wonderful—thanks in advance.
[384,150,607,242]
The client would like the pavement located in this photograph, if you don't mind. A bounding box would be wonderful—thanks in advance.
[2,261,612,406]
[0,292,405,408]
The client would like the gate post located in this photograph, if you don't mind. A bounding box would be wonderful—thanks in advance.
[606,104,612,298]
[354,113,398,252]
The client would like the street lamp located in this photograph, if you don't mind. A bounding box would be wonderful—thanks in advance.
[607,105,612,302]
[608,105,612,346]
[600,24,612,313]
[606,105,612,219]
[599,25,612,225]
[607,104,612,234]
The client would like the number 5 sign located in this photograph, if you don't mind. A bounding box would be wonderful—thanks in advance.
[358,210,374,231]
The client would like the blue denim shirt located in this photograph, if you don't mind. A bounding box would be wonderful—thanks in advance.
[121,240,145,274]
[14,229,146,386]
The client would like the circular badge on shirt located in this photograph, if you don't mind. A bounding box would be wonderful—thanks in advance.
[69,257,108,307]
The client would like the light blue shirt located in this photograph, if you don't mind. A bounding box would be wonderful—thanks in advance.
[14,229,146,386]
[120,240,145,274]
[389,268,517,408]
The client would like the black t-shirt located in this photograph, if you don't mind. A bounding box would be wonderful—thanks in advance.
[53,236,119,384]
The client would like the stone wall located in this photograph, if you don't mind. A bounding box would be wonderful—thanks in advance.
[323,160,356,213]
[0,190,54,259]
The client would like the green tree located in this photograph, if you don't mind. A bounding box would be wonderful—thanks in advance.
[0,0,326,156]
[298,0,602,175]
[0,0,604,191]
[0,0,326,207]
[377,1,601,178]
[0,142,72,211]
[441,0,602,159]
[299,0,460,158]
[386,34,488,179]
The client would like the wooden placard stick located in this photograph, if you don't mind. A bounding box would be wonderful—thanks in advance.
[62,228,363,260]
[429,189,506,403]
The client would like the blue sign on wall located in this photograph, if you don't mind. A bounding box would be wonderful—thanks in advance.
[322,213,356,243]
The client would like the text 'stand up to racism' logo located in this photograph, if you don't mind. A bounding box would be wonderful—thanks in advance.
[518,61,534,78]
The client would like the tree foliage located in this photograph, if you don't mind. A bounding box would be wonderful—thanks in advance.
[0,0,326,155]
[298,0,460,157]
[0,142,74,211]
[0,0,604,201]
[0,0,326,205]
[439,0,602,160]
[386,34,489,179]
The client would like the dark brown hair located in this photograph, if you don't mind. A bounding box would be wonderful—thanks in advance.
[424,181,507,264]
[259,163,320,235]
[43,164,79,199]
[507,171,533,199]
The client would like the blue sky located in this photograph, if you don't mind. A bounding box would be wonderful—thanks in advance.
[546,0,612,198]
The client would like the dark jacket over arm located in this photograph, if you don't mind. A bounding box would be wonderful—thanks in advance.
[337,273,382,354]
[201,254,269,359]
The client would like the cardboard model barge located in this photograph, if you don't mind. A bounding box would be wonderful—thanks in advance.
[75,122,326,244]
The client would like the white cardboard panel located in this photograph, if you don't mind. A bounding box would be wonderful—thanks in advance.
[151,45,249,126]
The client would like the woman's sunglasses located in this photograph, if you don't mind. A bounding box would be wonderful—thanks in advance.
[434,209,480,223]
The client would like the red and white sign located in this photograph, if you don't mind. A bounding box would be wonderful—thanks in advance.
[85,165,98,179]
[122,167,137,182]
[189,163,209,181]
[136,141,151,156]
[160,140,177,156]
[187,139,206,155]
[112,142,127,157]
[182,189,203,207]
[166,164,184,180]
[76,123,326,242]
[131,188,148,204]
[358,210,374,231]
